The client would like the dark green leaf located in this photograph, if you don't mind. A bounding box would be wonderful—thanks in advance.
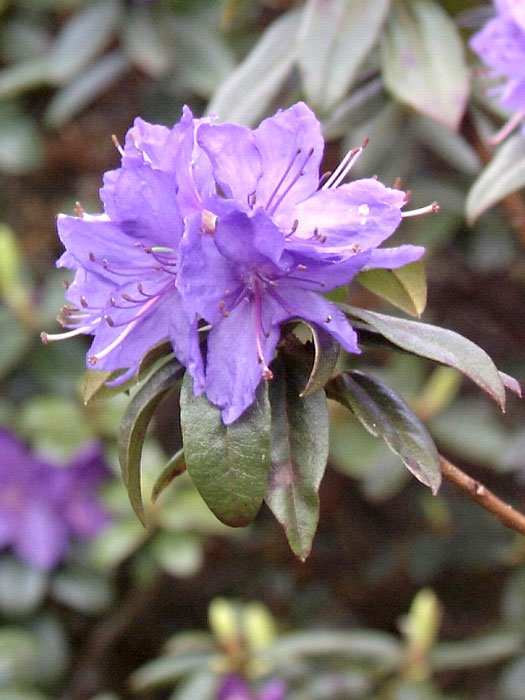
[380,0,469,131]
[180,374,271,527]
[298,322,340,397]
[298,0,389,112]
[82,368,130,404]
[466,133,525,223]
[342,305,507,410]
[118,359,183,525]
[265,353,329,560]
[151,448,186,503]
[136,339,173,380]
[327,371,441,493]
[356,260,427,317]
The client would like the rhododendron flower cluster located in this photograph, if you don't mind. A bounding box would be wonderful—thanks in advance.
[0,430,111,570]
[470,0,525,141]
[43,102,428,424]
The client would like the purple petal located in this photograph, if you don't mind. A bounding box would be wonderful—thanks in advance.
[470,16,525,78]
[287,251,372,292]
[259,679,287,700]
[65,496,111,538]
[496,0,525,31]
[365,245,425,269]
[289,179,405,252]
[205,299,281,425]
[215,210,287,268]
[169,293,205,394]
[15,504,69,570]
[197,122,261,206]
[254,102,324,214]
[122,117,171,166]
[217,674,252,700]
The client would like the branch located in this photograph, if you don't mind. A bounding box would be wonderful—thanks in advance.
[440,455,525,536]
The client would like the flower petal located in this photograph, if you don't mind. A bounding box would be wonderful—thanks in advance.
[365,244,425,269]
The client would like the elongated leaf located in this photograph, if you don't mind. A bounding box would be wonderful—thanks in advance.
[118,359,183,525]
[356,260,427,317]
[380,0,469,131]
[466,133,525,223]
[265,354,329,560]
[46,0,122,84]
[342,305,507,410]
[123,9,173,77]
[207,10,301,125]
[180,375,271,527]
[151,448,186,503]
[299,322,340,397]
[298,0,389,112]
[327,371,441,493]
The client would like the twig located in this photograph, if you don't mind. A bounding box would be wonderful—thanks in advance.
[440,455,525,536]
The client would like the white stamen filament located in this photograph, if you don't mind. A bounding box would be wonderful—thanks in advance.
[401,202,440,218]
[489,110,525,146]
[322,138,369,190]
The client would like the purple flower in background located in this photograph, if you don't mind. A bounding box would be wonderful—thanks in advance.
[178,102,428,423]
[218,674,286,700]
[470,0,525,141]
[0,429,111,570]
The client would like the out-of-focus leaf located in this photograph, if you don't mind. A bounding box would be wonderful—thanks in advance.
[265,354,329,560]
[298,322,339,397]
[381,0,469,131]
[118,358,183,525]
[0,628,39,685]
[500,657,525,700]
[171,670,218,700]
[0,103,43,174]
[466,133,525,223]
[123,9,173,77]
[46,0,122,84]
[0,307,31,379]
[328,371,441,493]
[152,532,203,578]
[0,690,48,700]
[180,375,271,527]
[1,19,50,64]
[45,50,129,129]
[298,0,389,112]
[356,260,427,317]
[168,18,235,98]
[50,569,113,614]
[90,518,147,570]
[151,448,186,503]
[130,654,214,692]
[207,10,302,125]
[0,559,47,617]
[413,114,481,175]
[266,629,402,670]
[430,632,524,671]
[342,305,507,410]
[0,60,49,100]
[0,224,31,316]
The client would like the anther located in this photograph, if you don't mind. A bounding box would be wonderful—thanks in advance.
[80,297,88,308]
[297,264,307,271]
[62,280,70,289]
[262,367,274,381]
[122,293,132,301]
[102,258,109,268]
[104,315,115,327]
[89,252,96,262]
[111,134,125,157]
[74,201,84,218]
[224,289,231,296]
[40,332,49,344]
[247,191,257,208]
[326,315,332,323]
[401,201,440,218]
[218,301,226,311]
[393,177,403,190]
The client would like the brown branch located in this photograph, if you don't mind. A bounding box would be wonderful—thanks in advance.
[440,455,525,536]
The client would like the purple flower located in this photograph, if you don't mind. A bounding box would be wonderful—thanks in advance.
[470,0,525,140]
[0,429,111,570]
[177,102,427,423]
[42,110,212,388]
[218,674,286,700]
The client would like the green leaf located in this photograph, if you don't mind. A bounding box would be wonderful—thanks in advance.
[466,133,525,223]
[0,103,43,174]
[151,448,186,503]
[180,374,271,527]
[298,0,389,112]
[82,368,130,404]
[45,50,129,129]
[342,305,507,410]
[0,558,47,617]
[130,654,213,692]
[46,0,122,84]
[118,358,183,525]
[122,9,173,78]
[298,322,340,397]
[265,353,329,560]
[356,260,427,317]
[207,9,302,125]
[328,371,441,493]
[380,0,469,131]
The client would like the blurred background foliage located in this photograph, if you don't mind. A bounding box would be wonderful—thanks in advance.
[0,0,525,698]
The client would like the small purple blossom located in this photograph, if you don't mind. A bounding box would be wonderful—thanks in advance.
[0,429,111,570]
[470,0,525,140]
[218,674,286,700]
